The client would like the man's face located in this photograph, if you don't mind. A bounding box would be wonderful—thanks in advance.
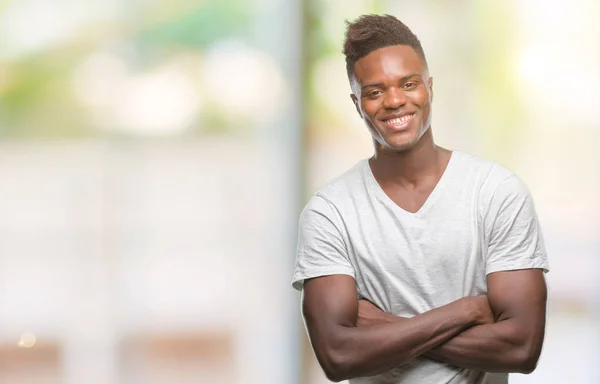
[351,45,433,153]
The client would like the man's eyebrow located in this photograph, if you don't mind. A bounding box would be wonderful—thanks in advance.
[360,73,423,91]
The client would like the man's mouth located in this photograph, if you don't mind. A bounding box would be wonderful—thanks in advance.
[381,113,415,129]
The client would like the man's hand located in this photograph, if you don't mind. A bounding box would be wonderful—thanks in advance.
[467,296,495,326]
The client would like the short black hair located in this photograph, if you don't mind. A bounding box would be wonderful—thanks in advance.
[343,14,428,81]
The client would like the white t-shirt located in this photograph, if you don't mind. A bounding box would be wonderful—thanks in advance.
[292,150,549,384]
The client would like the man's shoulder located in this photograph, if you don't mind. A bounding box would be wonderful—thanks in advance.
[453,150,516,190]
[454,151,532,208]
[300,159,368,220]
[454,150,510,176]
[311,159,368,202]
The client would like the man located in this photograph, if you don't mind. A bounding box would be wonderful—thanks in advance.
[291,14,549,384]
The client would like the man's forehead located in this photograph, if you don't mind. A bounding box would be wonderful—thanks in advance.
[353,45,426,83]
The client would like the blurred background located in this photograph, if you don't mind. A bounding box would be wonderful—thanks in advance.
[0,0,598,383]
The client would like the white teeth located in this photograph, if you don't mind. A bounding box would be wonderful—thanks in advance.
[385,114,413,125]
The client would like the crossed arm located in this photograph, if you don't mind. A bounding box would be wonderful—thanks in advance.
[302,268,547,382]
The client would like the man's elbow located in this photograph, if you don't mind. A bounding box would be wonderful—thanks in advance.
[514,344,542,374]
[318,348,352,382]
[515,356,538,374]
[324,368,347,383]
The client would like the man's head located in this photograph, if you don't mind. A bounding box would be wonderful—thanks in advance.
[343,15,433,153]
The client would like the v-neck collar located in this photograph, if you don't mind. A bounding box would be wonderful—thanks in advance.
[363,151,458,219]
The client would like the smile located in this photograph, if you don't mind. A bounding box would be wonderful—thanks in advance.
[381,113,415,129]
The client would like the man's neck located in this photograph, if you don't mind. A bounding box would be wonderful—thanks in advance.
[369,129,448,187]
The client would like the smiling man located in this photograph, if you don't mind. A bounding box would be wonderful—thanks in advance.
[292,14,549,384]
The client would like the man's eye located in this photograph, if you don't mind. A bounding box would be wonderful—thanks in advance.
[368,90,382,97]
[403,82,417,89]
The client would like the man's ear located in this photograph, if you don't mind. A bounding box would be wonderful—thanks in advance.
[428,76,434,102]
[350,94,362,118]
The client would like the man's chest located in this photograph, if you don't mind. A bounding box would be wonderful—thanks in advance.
[339,202,488,312]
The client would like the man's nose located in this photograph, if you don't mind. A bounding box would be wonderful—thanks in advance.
[383,87,406,109]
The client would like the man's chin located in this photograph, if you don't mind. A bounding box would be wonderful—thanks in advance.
[382,136,420,152]
[381,126,430,152]
[380,142,416,154]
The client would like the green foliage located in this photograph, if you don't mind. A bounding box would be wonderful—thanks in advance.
[136,0,252,49]
[0,0,254,139]
[0,48,93,138]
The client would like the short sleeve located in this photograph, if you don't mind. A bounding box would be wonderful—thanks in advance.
[484,175,549,275]
[291,195,355,291]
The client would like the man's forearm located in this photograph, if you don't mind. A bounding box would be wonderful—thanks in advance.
[425,319,539,373]
[307,297,483,381]
[369,311,539,373]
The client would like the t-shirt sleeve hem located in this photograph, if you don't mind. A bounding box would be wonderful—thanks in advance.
[292,267,356,291]
[486,260,549,276]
